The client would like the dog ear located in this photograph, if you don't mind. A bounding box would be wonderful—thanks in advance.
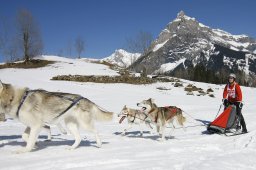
[149,98,155,103]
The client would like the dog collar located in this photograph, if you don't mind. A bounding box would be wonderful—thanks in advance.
[148,108,155,114]
[16,90,30,118]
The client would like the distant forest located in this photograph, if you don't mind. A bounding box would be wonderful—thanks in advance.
[166,64,255,87]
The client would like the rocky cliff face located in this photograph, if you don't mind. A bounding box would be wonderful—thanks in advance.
[130,11,256,85]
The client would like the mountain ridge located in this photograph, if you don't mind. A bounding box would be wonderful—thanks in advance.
[101,49,141,68]
[130,11,256,86]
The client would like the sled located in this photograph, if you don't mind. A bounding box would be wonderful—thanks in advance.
[207,105,241,136]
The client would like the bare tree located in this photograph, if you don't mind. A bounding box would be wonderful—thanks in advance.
[66,39,73,57]
[75,36,85,59]
[125,31,153,54]
[16,9,43,62]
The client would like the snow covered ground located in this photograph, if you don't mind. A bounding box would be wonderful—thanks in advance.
[0,56,256,170]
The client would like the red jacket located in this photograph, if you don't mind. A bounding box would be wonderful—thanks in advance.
[223,82,242,103]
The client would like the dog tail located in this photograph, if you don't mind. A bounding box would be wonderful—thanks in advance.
[94,105,114,121]
[176,110,186,126]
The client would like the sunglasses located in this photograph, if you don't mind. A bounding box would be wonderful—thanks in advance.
[229,77,234,79]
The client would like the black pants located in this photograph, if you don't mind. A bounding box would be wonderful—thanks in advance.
[225,102,247,131]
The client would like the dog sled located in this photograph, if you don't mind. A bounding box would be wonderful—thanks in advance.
[207,105,243,136]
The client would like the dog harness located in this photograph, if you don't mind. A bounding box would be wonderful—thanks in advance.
[16,89,84,118]
[55,96,84,119]
[16,89,30,117]
[147,108,158,123]
[147,106,178,123]
[165,106,178,121]
[119,110,149,124]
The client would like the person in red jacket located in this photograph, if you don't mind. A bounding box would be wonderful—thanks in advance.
[223,73,247,133]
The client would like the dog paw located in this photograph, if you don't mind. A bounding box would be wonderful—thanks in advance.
[159,138,166,142]
[65,146,75,150]
[96,142,102,148]
[169,136,175,139]
[33,144,39,149]
[13,148,30,154]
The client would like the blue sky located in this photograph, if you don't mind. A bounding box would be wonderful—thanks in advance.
[0,0,255,61]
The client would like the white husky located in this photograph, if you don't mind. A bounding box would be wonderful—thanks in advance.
[0,81,113,153]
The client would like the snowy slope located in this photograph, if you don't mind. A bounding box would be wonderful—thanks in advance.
[0,56,256,170]
[102,49,141,68]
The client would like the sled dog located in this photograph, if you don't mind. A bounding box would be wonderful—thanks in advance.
[137,98,186,140]
[0,81,113,153]
[118,105,152,136]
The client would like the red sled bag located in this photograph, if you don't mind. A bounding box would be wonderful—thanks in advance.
[207,105,239,134]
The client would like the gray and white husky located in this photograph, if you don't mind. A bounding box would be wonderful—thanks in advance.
[0,81,113,153]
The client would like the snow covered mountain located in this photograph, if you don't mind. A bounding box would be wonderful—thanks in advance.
[102,49,141,68]
[130,11,256,84]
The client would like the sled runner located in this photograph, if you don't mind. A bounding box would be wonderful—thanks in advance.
[207,105,242,136]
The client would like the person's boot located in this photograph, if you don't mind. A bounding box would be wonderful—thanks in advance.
[235,124,240,131]
[240,116,247,133]
[242,128,248,133]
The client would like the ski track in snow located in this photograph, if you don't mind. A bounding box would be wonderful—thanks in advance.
[0,56,256,170]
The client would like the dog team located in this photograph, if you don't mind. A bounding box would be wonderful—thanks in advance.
[0,81,186,153]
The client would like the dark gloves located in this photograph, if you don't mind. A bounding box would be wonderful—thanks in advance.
[222,99,243,108]
[222,99,228,107]
[235,102,243,108]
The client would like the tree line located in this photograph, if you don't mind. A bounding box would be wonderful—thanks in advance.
[0,9,85,63]
[169,64,255,87]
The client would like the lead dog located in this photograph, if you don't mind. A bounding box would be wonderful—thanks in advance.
[118,105,152,136]
[0,81,113,153]
[137,98,186,141]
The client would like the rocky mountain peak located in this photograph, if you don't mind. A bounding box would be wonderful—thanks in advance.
[130,11,256,86]
[102,49,141,68]
[177,10,185,19]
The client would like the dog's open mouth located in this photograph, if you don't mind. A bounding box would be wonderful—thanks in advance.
[141,107,147,111]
